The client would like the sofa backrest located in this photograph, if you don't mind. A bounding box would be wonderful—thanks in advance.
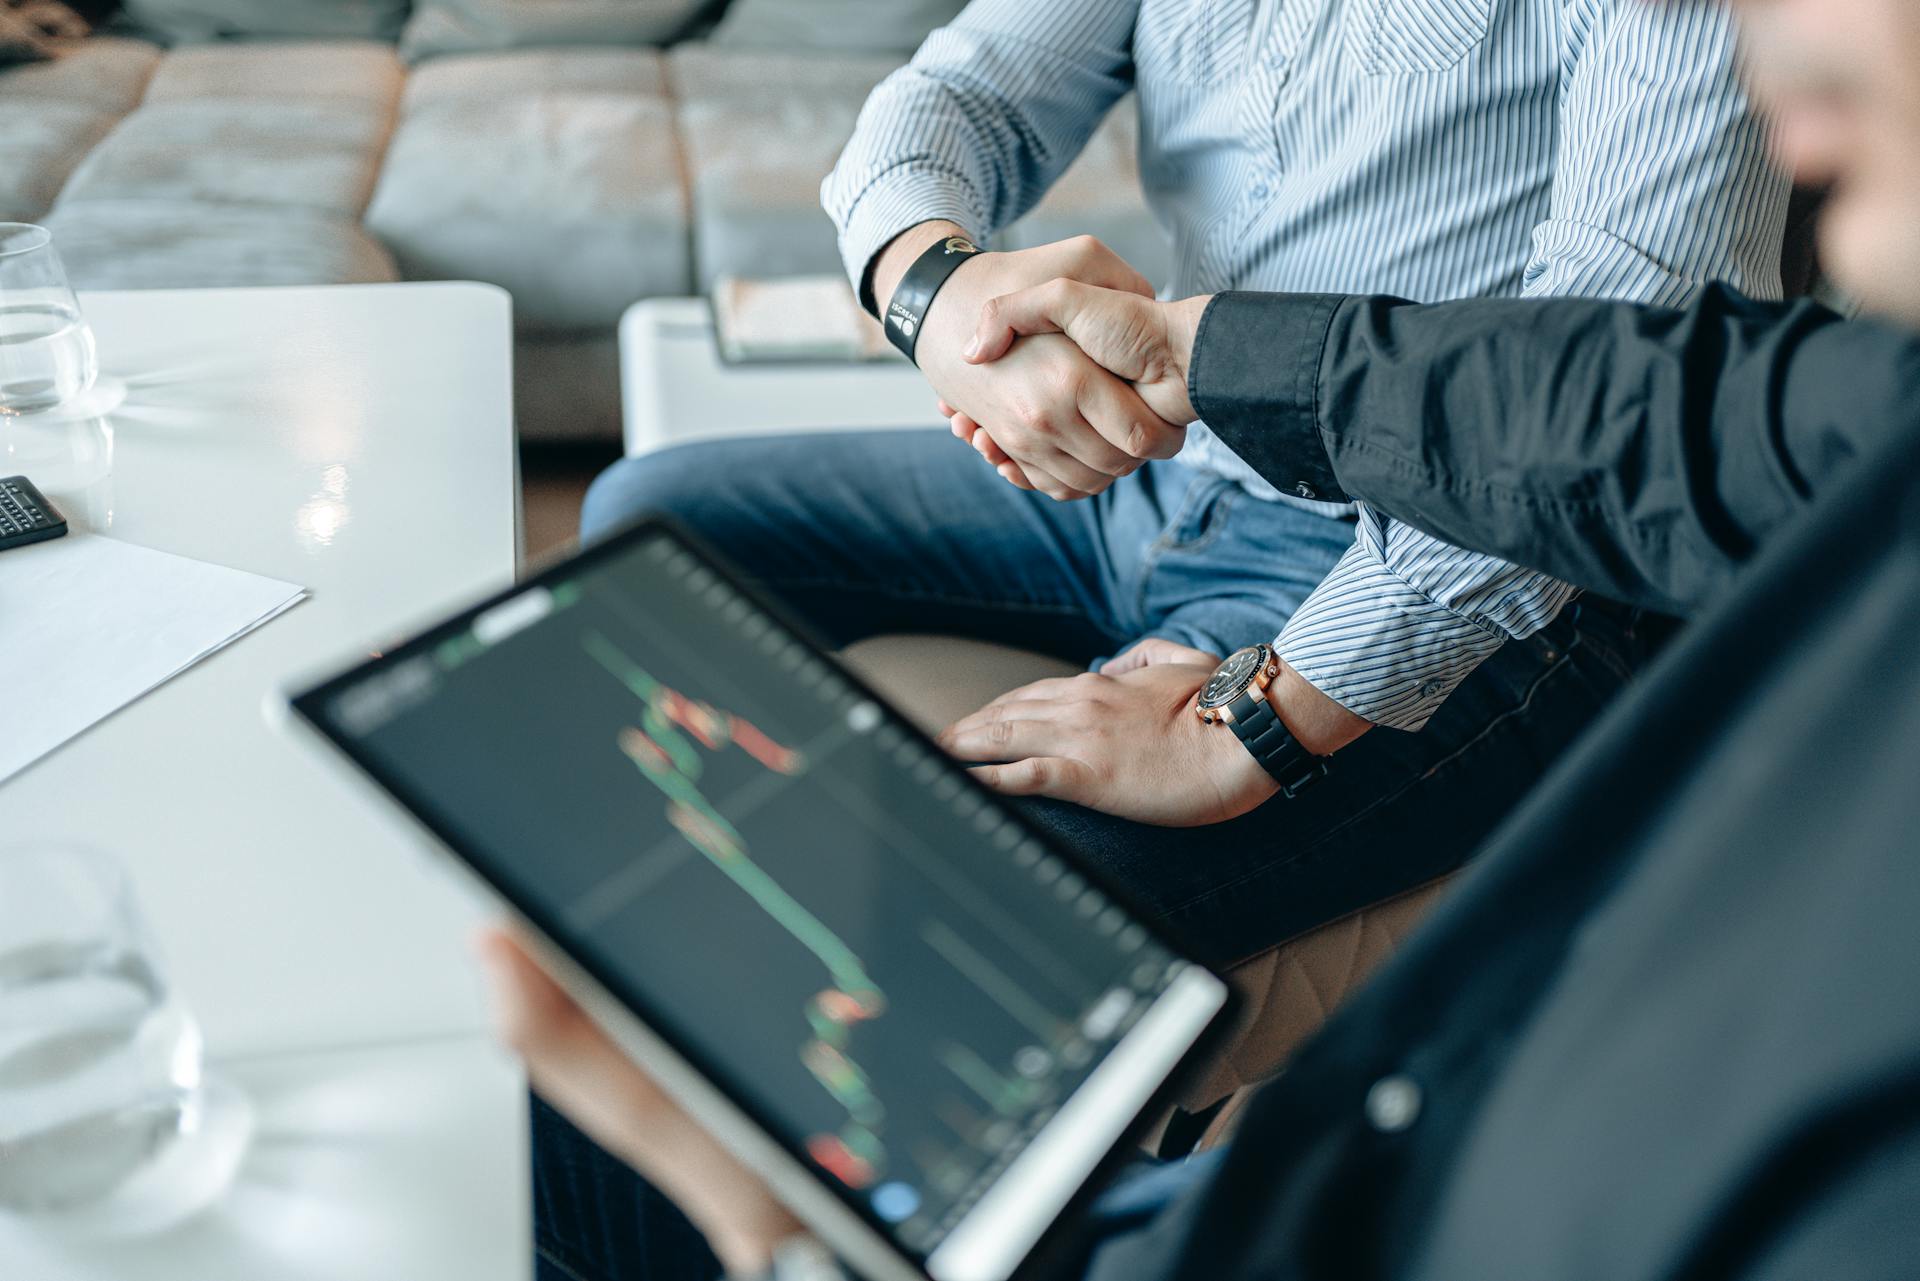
[120,0,412,42]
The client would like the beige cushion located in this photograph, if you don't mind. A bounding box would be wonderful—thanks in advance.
[365,48,692,332]
[1182,876,1454,1113]
[839,634,1080,735]
[399,0,707,63]
[121,0,410,43]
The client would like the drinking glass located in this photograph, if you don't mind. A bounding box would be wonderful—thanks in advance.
[0,224,98,416]
[0,846,250,1230]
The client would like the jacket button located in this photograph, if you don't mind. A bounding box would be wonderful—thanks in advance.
[1294,481,1317,499]
[1366,1074,1423,1132]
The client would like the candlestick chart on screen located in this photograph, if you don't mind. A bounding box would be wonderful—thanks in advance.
[585,628,893,1187]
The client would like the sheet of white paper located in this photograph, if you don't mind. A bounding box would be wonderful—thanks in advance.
[0,532,306,784]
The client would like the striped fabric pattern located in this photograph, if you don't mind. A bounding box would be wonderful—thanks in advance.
[824,0,1789,729]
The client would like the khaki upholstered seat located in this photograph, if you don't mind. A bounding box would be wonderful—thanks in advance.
[840,635,1453,1139]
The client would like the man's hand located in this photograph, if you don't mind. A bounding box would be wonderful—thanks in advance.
[940,636,1376,825]
[874,224,1186,501]
[477,928,806,1276]
[938,640,1281,827]
[966,282,1212,427]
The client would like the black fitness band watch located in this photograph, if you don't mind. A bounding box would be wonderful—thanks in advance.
[883,232,986,364]
[1194,643,1329,797]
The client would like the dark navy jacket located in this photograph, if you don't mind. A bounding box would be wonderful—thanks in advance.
[1074,288,1920,1280]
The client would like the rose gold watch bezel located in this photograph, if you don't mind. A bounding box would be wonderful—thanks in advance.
[1195,643,1281,726]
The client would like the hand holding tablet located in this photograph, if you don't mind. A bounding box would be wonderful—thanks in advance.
[476,926,806,1274]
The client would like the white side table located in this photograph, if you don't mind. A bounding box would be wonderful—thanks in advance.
[619,297,942,456]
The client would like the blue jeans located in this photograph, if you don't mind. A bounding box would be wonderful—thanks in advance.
[537,429,1659,1281]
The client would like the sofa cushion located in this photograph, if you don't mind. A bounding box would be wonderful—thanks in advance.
[0,37,160,223]
[365,49,690,331]
[45,199,399,289]
[0,97,120,220]
[140,38,403,103]
[55,43,400,218]
[120,0,410,42]
[838,636,1079,738]
[59,98,394,215]
[0,35,160,111]
[710,0,964,55]
[669,44,902,287]
[398,0,708,63]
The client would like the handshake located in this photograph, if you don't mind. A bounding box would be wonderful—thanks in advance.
[875,222,1212,502]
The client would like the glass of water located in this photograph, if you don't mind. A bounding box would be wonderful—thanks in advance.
[0,846,250,1231]
[0,223,98,416]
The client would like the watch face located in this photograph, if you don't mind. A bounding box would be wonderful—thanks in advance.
[1199,645,1266,710]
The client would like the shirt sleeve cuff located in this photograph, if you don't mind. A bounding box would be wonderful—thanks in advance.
[831,170,989,315]
[1273,542,1509,732]
[1187,290,1351,503]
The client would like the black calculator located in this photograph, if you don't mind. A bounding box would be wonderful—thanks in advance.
[0,476,68,551]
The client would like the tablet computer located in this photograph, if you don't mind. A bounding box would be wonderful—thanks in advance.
[278,516,1231,1281]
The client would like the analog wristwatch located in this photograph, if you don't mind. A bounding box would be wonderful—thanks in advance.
[1195,643,1328,797]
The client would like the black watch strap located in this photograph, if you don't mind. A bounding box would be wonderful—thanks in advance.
[883,233,985,364]
[1226,688,1328,798]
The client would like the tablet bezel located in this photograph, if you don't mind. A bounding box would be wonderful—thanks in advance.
[277,513,1233,1281]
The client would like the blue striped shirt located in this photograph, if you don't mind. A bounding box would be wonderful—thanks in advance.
[823,0,1788,729]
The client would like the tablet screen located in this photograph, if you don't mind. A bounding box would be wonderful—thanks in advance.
[294,526,1209,1264]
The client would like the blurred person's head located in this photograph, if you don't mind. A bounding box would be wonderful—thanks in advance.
[1737,0,1920,323]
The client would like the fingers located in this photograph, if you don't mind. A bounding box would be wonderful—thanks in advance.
[1103,637,1223,675]
[939,704,1072,762]
[962,418,1010,466]
[997,461,1040,491]
[965,278,1086,365]
[475,929,681,1154]
[948,412,1054,496]
[1075,373,1186,463]
[1003,433,1112,500]
[969,756,1096,803]
[476,927,576,1058]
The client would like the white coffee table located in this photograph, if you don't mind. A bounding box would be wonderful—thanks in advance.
[620,296,942,455]
[0,284,528,1281]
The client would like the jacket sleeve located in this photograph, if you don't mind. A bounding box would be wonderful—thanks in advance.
[1192,285,1920,616]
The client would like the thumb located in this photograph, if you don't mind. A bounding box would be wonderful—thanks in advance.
[965,277,1091,364]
